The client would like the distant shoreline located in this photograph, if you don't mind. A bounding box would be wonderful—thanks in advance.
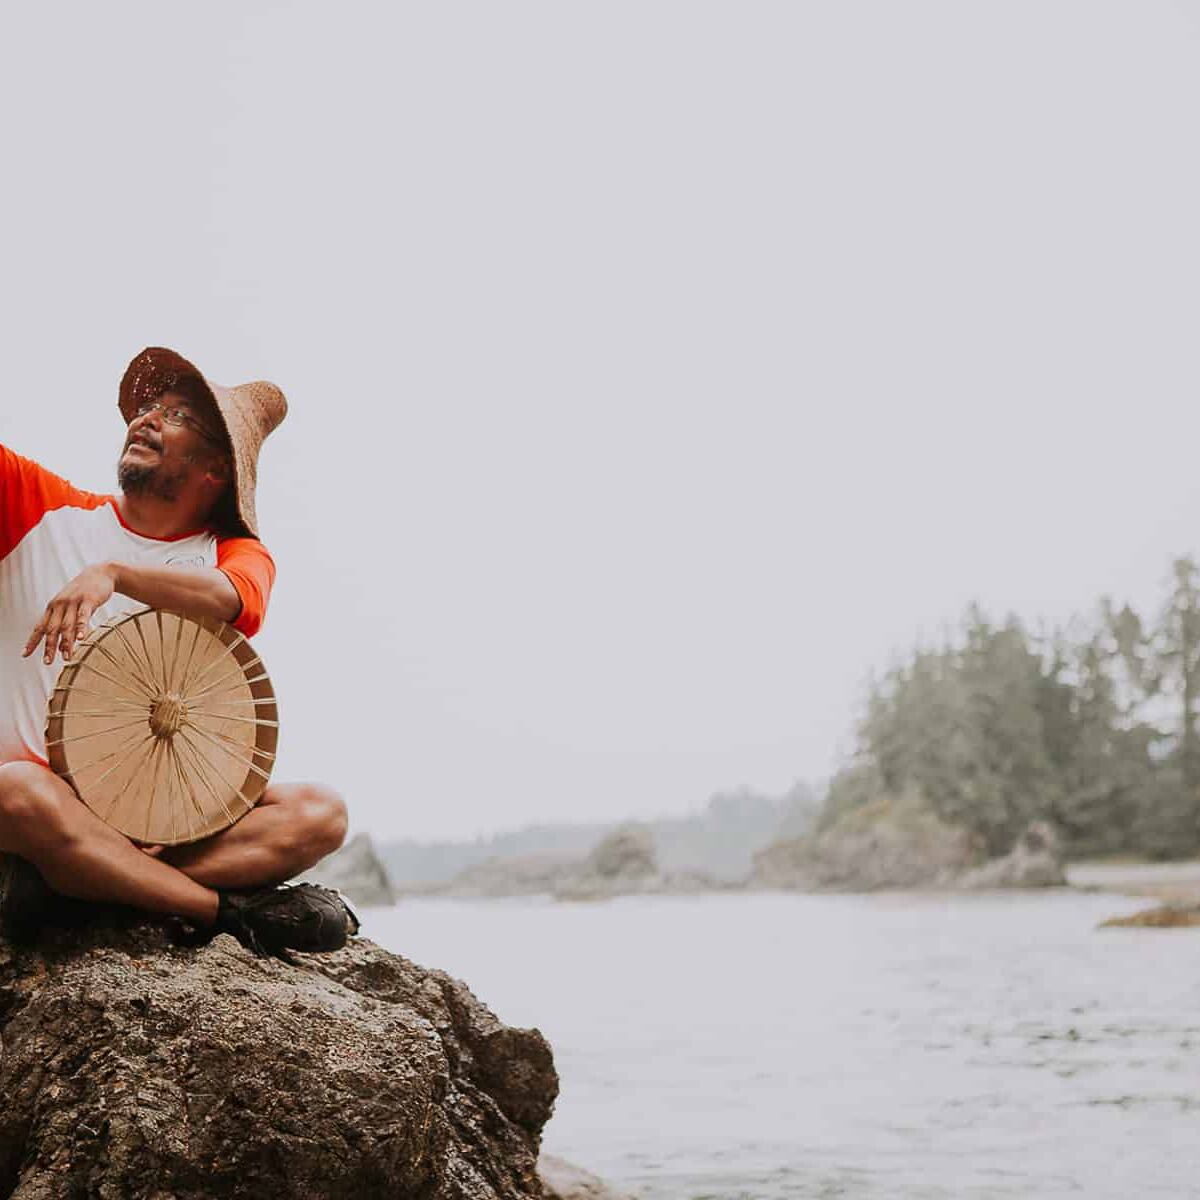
[1065,860,1200,905]
[386,860,1200,907]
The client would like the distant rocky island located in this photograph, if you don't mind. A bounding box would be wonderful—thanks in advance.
[300,831,396,907]
[752,795,1067,891]
[372,779,1069,900]
[381,783,823,895]
[441,824,742,901]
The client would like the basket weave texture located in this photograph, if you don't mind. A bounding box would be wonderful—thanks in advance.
[45,610,278,845]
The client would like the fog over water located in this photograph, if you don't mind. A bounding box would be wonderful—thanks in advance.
[1,3,1198,838]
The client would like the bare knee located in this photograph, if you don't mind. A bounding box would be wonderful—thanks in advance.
[0,763,73,848]
[286,783,348,863]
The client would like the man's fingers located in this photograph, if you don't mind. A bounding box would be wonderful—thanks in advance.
[70,603,95,660]
[42,604,67,665]
[62,600,94,661]
[60,601,82,662]
[22,617,47,658]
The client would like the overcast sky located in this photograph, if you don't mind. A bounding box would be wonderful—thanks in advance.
[2,2,1198,839]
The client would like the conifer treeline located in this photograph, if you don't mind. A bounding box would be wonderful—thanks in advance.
[822,557,1200,860]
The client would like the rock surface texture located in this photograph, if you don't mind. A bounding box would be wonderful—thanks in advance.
[300,831,398,908]
[0,915,558,1198]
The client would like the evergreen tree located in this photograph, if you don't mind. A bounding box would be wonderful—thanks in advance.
[816,556,1200,861]
[1155,557,1200,794]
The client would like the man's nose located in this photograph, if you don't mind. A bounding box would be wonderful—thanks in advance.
[133,408,163,434]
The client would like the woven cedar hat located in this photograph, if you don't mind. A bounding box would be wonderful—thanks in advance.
[118,348,287,538]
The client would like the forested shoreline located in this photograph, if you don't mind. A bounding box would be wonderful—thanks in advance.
[817,556,1200,861]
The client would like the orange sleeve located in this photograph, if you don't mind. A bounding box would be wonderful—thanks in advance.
[216,537,276,637]
[0,443,109,561]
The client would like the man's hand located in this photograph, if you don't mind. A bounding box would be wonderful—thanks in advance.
[23,563,117,665]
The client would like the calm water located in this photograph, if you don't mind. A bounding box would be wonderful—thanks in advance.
[364,891,1200,1199]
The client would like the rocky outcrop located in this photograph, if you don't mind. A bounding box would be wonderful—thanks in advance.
[553,826,656,900]
[299,831,396,908]
[443,852,582,899]
[956,821,1067,889]
[552,826,727,901]
[0,912,558,1198]
[539,1154,633,1199]
[582,825,656,880]
[431,826,732,901]
[434,825,724,902]
[1100,904,1200,928]
[753,792,984,891]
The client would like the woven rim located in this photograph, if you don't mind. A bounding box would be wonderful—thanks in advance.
[46,610,279,845]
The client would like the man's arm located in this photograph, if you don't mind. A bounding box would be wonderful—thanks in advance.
[24,561,241,666]
[112,562,242,624]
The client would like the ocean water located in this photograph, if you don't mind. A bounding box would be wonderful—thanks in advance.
[364,891,1200,1199]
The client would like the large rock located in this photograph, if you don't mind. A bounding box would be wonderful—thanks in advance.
[554,825,684,901]
[753,792,983,890]
[581,826,657,881]
[554,826,734,901]
[299,831,397,908]
[956,821,1067,889]
[0,913,558,1198]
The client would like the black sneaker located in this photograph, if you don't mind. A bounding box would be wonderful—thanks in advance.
[0,854,54,945]
[214,882,360,958]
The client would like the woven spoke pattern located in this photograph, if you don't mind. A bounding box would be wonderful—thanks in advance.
[45,611,279,845]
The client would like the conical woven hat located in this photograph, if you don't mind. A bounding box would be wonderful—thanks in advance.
[118,348,287,538]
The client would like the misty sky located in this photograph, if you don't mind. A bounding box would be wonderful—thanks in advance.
[2,2,1198,839]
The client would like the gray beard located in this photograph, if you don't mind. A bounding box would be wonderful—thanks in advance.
[117,459,188,502]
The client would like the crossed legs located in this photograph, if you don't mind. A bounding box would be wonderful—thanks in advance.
[0,761,348,926]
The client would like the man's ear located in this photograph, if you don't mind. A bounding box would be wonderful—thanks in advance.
[205,455,233,487]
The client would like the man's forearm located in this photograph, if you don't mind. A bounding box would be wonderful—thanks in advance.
[108,562,242,625]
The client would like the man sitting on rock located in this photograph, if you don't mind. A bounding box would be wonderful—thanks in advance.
[0,348,357,956]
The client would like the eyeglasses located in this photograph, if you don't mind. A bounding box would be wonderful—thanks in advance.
[134,400,223,444]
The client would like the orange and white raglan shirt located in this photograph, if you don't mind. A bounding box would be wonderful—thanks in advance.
[0,444,275,766]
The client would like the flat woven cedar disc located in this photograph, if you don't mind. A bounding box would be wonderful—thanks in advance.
[45,610,278,846]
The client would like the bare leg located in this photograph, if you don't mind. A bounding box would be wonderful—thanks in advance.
[157,782,348,889]
[0,766,349,926]
[0,761,218,925]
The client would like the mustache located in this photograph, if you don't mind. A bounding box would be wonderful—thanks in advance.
[124,429,163,453]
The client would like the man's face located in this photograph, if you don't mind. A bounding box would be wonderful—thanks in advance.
[118,391,226,502]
